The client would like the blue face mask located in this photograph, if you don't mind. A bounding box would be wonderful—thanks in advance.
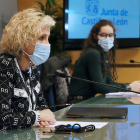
[24,43,50,65]
[98,37,114,52]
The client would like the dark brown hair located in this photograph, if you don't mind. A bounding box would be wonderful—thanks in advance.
[82,19,118,81]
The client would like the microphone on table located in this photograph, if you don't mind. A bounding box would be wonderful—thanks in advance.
[130,60,140,63]
[55,71,140,94]
[130,122,140,126]
[47,70,140,109]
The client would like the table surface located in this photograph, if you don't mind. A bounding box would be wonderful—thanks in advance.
[1,95,140,140]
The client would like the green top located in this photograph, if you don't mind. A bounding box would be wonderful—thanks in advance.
[69,48,127,97]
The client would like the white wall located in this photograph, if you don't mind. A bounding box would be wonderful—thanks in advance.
[0,0,18,40]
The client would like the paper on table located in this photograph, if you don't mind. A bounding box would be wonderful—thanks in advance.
[47,121,108,129]
[106,92,140,98]
[129,97,140,104]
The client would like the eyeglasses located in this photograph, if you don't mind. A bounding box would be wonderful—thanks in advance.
[98,33,115,39]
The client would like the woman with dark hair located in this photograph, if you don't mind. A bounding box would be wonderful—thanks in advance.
[69,19,140,98]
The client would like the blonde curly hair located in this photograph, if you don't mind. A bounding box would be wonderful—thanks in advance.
[0,7,55,58]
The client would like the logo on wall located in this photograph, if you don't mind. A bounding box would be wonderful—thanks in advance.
[86,0,99,16]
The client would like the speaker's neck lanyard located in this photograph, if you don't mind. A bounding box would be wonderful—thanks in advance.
[14,58,35,110]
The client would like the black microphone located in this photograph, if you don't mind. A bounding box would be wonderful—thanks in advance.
[130,60,140,63]
[56,71,140,94]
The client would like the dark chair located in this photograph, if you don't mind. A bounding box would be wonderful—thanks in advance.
[45,86,57,112]
[40,55,72,111]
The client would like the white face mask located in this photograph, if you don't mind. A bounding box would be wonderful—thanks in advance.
[98,37,114,52]
[24,43,51,65]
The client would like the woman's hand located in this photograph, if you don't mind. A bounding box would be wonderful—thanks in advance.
[38,109,56,127]
[38,121,55,127]
[130,81,140,92]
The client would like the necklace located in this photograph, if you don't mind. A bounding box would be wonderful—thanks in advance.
[14,58,36,110]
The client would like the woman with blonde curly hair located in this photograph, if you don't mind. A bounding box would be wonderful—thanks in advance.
[0,7,56,130]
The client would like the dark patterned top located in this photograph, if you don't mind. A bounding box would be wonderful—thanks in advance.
[0,54,48,130]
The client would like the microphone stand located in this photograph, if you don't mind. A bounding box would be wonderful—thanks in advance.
[130,122,140,126]
[49,103,73,109]
[48,71,140,109]
[56,72,140,94]
[130,60,140,64]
